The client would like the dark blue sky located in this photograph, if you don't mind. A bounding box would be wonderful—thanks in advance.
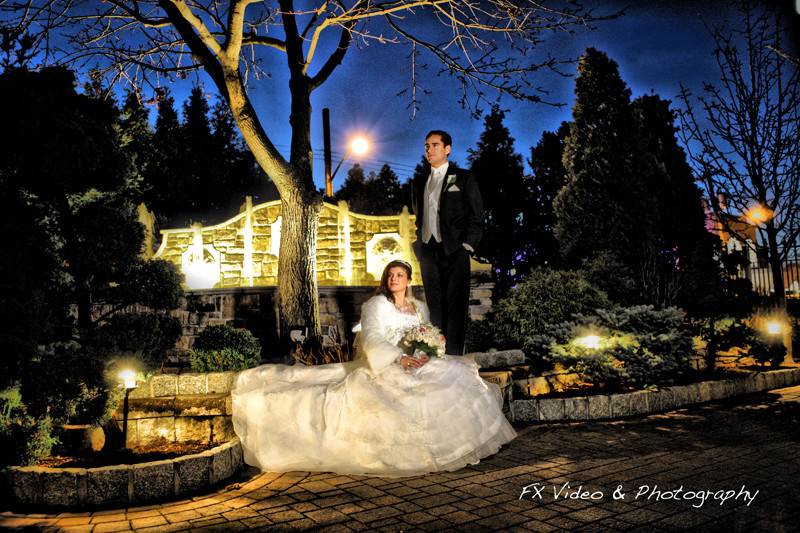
[239,0,796,189]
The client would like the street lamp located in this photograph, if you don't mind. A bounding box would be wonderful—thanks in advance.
[744,204,773,225]
[118,369,138,452]
[322,108,370,196]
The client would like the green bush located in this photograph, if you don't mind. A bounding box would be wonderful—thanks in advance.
[537,305,695,391]
[469,269,610,352]
[705,317,786,368]
[0,386,59,466]
[93,313,183,369]
[190,325,261,372]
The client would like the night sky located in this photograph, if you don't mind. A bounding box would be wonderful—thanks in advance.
[9,1,798,189]
[240,0,798,189]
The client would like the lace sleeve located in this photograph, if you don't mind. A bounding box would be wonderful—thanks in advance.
[360,297,403,374]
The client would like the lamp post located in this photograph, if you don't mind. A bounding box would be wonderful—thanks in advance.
[322,108,370,196]
[118,369,138,453]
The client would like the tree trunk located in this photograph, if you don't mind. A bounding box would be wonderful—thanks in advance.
[765,222,786,303]
[277,193,322,342]
[221,71,322,350]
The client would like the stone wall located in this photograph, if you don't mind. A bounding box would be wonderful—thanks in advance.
[172,279,492,354]
[153,198,423,289]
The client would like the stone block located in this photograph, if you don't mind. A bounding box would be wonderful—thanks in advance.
[209,446,234,485]
[231,440,243,472]
[12,466,42,505]
[207,372,237,394]
[777,370,790,388]
[137,417,175,446]
[175,417,211,443]
[41,468,85,507]
[510,400,538,422]
[211,416,236,443]
[175,453,211,495]
[588,395,610,419]
[627,391,649,416]
[538,398,565,421]
[151,374,178,397]
[87,465,130,506]
[128,381,153,399]
[609,393,631,418]
[175,395,227,416]
[178,374,206,395]
[789,369,800,386]
[765,371,778,390]
[698,382,712,402]
[471,350,525,369]
[132,460,174,503]
[754,373,767,391]
[710,381,728,401]
[648,389,673,413]
[686,384,701,404]
[564,397,588,420]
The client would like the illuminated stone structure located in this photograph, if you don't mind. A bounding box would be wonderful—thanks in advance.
[153,198,422,290]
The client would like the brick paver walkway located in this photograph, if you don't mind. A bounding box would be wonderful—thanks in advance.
[3,386,800,532]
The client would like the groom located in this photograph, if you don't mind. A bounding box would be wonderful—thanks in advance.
[412,130,483,355]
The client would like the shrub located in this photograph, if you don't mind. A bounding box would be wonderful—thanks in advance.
[471,269,610,352]
[190,325,261,372]
[0,386,59,466]
[707,317,786,368]
[93,313,183,369]
[537,305,695,391]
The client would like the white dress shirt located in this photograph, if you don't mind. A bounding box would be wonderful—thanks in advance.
[422,162,449,244]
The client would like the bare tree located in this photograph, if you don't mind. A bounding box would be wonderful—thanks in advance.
[677,1,800,303]
[4,0,614,345]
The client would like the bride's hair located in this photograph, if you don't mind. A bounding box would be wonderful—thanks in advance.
[376,260,412,303]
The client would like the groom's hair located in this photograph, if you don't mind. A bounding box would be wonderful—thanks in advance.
[425,130,452,147]
[376,260,413,303]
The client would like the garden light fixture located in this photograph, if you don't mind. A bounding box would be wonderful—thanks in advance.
[117,369,138,452]
[118,369,137,390]
[575,334,602,350]
[766,320,785,336]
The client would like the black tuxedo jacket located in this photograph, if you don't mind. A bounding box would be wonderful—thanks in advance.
[412,166,484,256]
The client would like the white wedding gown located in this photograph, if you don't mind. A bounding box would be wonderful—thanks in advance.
[231,295,516,477]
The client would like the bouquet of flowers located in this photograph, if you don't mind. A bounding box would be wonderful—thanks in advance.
[399,323,446,358]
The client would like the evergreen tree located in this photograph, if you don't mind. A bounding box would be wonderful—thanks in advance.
[334,164,370,213]
[182,86,213,212]
[468,105,528,294]
[120,89,152,199]
[524,121,571,270]
[554,48,656,303]
[633,94,720,310]
[146,88,185,221]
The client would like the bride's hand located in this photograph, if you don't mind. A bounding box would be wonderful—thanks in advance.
[400,355,427,370]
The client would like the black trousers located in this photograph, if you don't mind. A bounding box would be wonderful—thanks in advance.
[416,239,470,355]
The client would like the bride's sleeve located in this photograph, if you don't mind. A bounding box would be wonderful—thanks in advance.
[360,297,403,374]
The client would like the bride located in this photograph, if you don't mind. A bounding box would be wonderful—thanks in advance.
[231,259,516,477]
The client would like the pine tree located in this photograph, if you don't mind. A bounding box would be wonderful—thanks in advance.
[524,121,571,270]
[182,86,214,213]
[468,105,527,294]
[146,88,185,221]
[633,94,719,309]
[554,48,656,302]
[120,89,152,199]
[334,164,370,213]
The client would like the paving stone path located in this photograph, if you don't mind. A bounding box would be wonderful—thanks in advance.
[3,386,800,532]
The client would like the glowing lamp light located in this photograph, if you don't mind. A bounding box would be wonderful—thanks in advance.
[350,136,370,156]
[745,205,773,224]
[575,334,602,350]
[766,321,783,335]
[118,369,138,389]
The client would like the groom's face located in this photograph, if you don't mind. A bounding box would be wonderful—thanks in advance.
[425,134,451,168]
